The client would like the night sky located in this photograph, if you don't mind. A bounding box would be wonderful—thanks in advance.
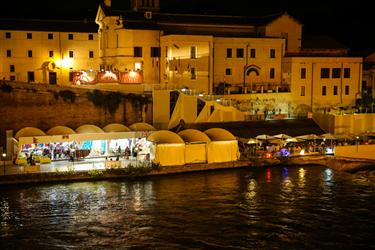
[1,0,373,50]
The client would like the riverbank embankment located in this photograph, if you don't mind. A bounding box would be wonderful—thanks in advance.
[0,156,374,186]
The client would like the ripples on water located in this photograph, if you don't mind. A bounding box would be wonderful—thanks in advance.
[1,165,375,249]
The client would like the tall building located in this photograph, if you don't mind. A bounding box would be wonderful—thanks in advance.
[0,0,365,114]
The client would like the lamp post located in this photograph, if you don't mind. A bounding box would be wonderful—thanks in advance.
[2,153,6,176]
[356,136,359,152]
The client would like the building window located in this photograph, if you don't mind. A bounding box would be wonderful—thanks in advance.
[89,51,94,58]
[225,68,232,75]
[270,68,275,79]
[300,86,305,96]
[49,50,54,57]
[333,85,338,95]
[226,48,232,58]
[270,49,276,58]
[10,65,15,72]
[28,50,33,58]
[322,85,327,96]
[301,68,306,79]
[151,47,160,57]
[28,72,35,82]
[190,46,197,59]
[332,68,341,78]
[27,33,32,39]
[6,49,11,57]
[10,76,15,81]
[69,51,74,58]
[69,72,74,82]
[134,46,142,57]
[48,33,53,40]
[250,48,256,58]
[68,33,74,40]
[344,68,351,78]
[191,67,196,79]
[321,68,330,78]
[236,48,244,58]
[5,32,11,39]
[345,85,350,95]
[88,34,94,40]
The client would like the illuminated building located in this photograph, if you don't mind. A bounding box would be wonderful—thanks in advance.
[0,0,366,114]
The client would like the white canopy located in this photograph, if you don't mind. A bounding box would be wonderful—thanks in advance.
[102,123,131,132]
[129,122,156,131]
[204,128,236,141]
[178,129,211,143]
[46,126,76,135]
[76,124,104,134]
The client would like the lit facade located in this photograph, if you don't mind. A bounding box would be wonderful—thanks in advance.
[0,20,100,85]
[0,0,366,112]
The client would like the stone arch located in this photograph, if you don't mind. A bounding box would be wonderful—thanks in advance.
[245,65,260,76]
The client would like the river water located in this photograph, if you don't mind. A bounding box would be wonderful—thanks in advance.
[1,165,375,249]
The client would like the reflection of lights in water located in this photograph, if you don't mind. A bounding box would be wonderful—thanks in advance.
[298,167,306,188]
[133,184,142,211]
[246,179,257,199]
[266,168,271,183]
[299,149,305,155]
[282,167,288,179]
[325,148,334,154]
[324,168,333,183]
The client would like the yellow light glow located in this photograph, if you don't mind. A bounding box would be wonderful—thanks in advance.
[135,62,142,71]
[56,58,73,68]
[299,149,305,155]
[129,70,137,78]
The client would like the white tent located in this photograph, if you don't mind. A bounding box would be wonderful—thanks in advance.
[178,129,211,164]
[147,130,185,166]
[204,128,240,163]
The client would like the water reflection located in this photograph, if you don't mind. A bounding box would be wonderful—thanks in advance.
[0,166,374,249]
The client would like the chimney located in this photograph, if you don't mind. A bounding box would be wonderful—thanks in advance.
[104,0,111,7]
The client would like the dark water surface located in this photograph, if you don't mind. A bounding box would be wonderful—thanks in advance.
[1,165,375,249]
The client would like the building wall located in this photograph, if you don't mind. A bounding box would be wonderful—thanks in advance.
[0,30,100,85]
[160,35,213,93]
[213,37,284,91]
[284,57,363,111]
[335,144,375,160]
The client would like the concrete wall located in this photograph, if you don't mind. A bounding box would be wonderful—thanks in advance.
[0,82,152,147]
[335,145,375,160]
[313,112,375,134]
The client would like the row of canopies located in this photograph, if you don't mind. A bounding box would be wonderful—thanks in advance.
[148,128,240,166]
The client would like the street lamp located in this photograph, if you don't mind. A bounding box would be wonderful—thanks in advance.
[2,153,6,176]
[356,136,359,152]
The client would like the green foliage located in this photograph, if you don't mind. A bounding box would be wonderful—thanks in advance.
[1,83,13,93]
[54,90,76,103]
[87,169,103,178]
[86,89,150,116]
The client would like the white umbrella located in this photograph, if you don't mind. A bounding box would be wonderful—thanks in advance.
[286,137,302,143]
[296,134,321,140]
[256,134,275,140]
[321,133,337,140]
[273,134,292,139]
[270,139,285,145]
[247,138,260,144]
